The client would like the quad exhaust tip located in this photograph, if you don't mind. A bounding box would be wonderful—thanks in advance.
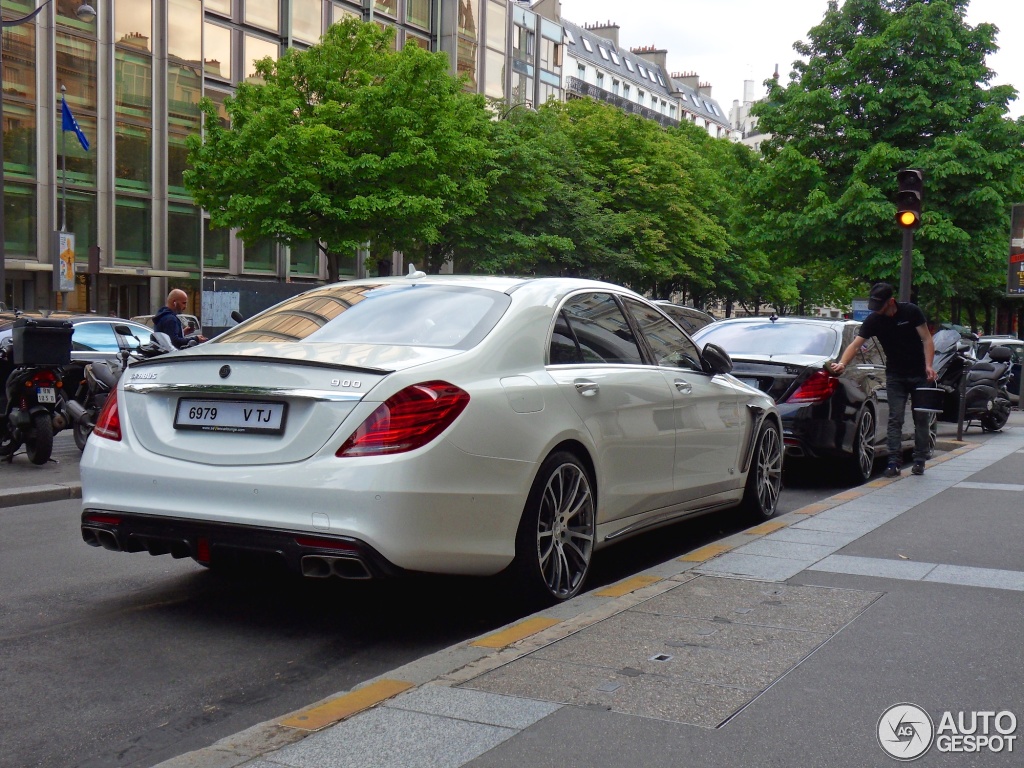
[300,554,372,580]
[82,526,122,552]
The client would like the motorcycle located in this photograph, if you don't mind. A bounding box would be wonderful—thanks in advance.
[65,326,176,451]
[926,329,1013,432]
[0,318,74,465]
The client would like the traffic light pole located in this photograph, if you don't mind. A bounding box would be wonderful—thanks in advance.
[899,228,913,302]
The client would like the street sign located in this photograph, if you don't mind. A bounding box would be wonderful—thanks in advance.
[1009,204,1024,296]
[852,299,870,321]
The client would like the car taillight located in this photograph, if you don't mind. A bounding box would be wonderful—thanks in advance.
[785,370,838,404]
[336,381,470,457]
[93,389,122,441]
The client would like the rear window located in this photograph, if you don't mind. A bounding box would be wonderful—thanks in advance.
[214,283,511,349]
[695,322,839,356]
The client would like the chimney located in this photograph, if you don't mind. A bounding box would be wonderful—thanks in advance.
[631,45,668,72]
[672,71,700,92]
[698,82,712,98]
[584,20,619,48]
[743,79,754,104]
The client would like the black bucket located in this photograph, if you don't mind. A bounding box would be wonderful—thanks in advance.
[912,387,945,413]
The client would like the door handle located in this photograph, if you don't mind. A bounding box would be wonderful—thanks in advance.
[674,379,693,394]
[574,379,599,397]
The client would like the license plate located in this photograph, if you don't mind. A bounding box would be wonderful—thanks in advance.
[37,387,56,404]
[738,378,759,390]
[174,399,286,434]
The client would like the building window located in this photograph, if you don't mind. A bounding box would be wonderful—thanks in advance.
[244,0,279,32]
[167,63,201,195]
[598,46,608,60]
[167,0,201,62]
[115,196,152,265]
[292,0,322,43]
[245,34,278,81]
[595,72,603,89]
[457,0,479,89]
[486,0,506,50]
[373,0,397,18]
[115,0,152,51]
[484,47,505,99]
[244,239,276,272]
[168,204,201,270]
[612,78,619,95]
[204,22,232,81]
[577,63,585,81]
[2,183,36,257]
[290,240,319,276]
[581,38,592,52]
[407,0,430,29]
[204,222,230,270]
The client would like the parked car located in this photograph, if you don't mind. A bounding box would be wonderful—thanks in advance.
[654,301,716,335]
[975,335,1023,405]
[80,275,782,602]
[692,315,932,484]
[0,313,154,368]
[130,312,202,337]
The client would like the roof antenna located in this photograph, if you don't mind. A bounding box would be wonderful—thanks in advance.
[406,263,426,279]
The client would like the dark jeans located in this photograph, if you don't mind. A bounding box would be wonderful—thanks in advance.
[886,375,931,464]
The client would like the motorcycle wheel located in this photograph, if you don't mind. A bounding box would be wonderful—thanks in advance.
[73,417,92,452]
[25,411,54,465]
[980,403,1010,432]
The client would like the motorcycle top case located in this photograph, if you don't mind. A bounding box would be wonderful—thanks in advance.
[12,318,74,366]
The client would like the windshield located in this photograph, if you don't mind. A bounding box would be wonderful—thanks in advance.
[214,283,511,349]
[695,321,839,357]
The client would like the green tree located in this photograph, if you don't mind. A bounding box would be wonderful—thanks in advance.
[751,0,1024,317]
[185,19,494,281]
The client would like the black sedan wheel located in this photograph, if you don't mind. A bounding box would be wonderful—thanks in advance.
[846,408,876,484]
[513,452,596,603]
[742,422,783,520]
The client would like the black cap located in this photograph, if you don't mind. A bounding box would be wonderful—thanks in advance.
[867,282,894,311]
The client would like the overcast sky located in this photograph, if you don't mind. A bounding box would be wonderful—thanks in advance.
[557,0,1024,118]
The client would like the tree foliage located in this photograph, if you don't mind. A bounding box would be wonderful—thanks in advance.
[185,19,494,281]
[751,0,1024,319]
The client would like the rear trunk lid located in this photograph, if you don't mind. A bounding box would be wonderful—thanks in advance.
[728,354,829,403]
[120,342,461,465]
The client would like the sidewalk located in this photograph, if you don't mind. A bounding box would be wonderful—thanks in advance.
[0,430,82,507]
[150,412,1024,768]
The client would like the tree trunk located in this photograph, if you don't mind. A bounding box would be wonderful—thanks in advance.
[321,244,339,284]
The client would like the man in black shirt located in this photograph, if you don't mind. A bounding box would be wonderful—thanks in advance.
[830,282,936,476]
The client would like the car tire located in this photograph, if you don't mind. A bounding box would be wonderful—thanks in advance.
[512,451,596,603]
[26,411,54,465]
[845,407,876,484]
[742,420,783,521]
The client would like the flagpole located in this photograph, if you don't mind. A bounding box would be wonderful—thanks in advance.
[60,86,67,233]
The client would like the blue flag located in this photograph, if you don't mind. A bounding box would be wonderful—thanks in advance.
[61,98,90,152]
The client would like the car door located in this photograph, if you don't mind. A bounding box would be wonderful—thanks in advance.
[848,328,889,445]
[547,291,677,523]
[624,298,746,497]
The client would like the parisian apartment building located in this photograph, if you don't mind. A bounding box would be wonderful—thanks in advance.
[0,0,731,319]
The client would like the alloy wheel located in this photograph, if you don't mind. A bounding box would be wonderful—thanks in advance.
[535,460,595,601]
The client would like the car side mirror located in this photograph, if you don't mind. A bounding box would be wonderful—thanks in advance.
[700,343,733,375]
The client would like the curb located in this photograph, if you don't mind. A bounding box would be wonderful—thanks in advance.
[152,437,984,768]
[0,482,82,509]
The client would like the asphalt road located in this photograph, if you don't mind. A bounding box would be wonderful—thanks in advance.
[0,462,876,768]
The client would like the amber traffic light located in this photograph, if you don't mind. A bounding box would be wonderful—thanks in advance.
[896,169,923,229]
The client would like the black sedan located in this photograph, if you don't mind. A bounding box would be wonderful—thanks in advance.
[693,316,931,484]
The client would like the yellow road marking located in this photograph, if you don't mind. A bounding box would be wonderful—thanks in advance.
[678,543,734,562]
[593,574,662,597]
[279,679,413,731]
[831,489,866,501]
[746,520,789,535]
[794,502,833,515]
[471,617,561,648]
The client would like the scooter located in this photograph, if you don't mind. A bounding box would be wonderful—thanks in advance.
[928,329,1013,432]
[65,326,176,451]
[0,319,74,465]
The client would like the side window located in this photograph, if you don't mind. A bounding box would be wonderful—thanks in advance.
[624,298,703,372]
[560,293,643,365]
[71,322,117,352]
[549,312,583,365]
[119,324,153,350]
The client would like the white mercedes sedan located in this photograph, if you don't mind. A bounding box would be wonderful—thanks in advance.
[80,275,782,602]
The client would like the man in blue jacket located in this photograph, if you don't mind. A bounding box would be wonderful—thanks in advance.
[153,289,206,348]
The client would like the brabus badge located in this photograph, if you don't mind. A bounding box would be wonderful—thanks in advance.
[129,372,158,380]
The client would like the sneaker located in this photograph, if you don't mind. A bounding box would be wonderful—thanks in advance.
[912,461,925,476]
[884,463,901,478]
